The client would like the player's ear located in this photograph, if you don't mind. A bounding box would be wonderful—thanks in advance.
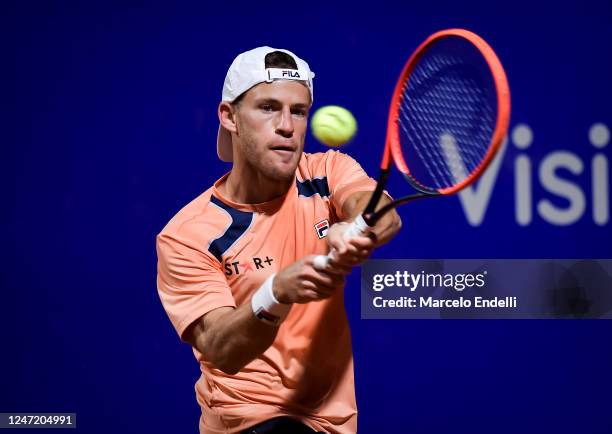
[218,101,238,134]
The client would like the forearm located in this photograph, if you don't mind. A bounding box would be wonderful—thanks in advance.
[187,302,281,375]
[186,254,345,374]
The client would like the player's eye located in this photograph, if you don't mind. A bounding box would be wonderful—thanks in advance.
[292,108,307,118]
[260,104,274,112]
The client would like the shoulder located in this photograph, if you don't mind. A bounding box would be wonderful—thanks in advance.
[298,150,361,179]
[156,187,231,262]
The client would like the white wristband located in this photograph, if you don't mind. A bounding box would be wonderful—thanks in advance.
[251,273,291,326]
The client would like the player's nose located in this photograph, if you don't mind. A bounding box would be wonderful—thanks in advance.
[276,107,294,138]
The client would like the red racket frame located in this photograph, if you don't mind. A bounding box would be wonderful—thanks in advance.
[363,29,511,225]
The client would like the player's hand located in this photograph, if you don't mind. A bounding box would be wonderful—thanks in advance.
[368,208,402,247]
[272,255,348,304]
[326,221,376,268]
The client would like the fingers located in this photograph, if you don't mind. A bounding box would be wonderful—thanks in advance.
[275,256,349,304]
[332,236,373,256]
[305,255,352,277]
[369,211,402,246]
[292,264,346,303]
[311,268,346,290]
[327,233,348,255]
[302,271,345,294]
[326,221,354,255]
[329,235,374,268]
[323,262,353,276]
[347,233,374,246]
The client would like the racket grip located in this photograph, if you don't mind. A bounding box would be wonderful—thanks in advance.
[343,214,370,239]
[313,215,371,270]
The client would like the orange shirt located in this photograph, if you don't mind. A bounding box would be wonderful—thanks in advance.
[156,150,377,434]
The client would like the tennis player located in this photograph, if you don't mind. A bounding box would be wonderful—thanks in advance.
[156,46,400,434]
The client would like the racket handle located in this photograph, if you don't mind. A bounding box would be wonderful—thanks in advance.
[313,215,371,270]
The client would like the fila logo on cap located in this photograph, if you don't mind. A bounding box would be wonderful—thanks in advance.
[281,70,300,78]
[314,219,330,239]
[266,68,305,82]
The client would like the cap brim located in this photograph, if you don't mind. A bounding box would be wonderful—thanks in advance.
[216,125,233,162]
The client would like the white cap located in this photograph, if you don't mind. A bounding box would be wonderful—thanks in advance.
[217,46,315,162]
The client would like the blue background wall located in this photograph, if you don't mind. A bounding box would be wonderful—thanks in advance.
[3,2,611,433]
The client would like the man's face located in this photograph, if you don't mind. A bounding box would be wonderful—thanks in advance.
[232,80,311,182]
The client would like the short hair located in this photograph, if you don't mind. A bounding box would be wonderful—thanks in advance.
[263,51,298,70]
[232,51,300,106]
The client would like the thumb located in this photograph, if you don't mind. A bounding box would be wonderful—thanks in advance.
[328,223,350,254]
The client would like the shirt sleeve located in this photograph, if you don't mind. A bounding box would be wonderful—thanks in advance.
[156,226,236,340]
[326,150,378,219]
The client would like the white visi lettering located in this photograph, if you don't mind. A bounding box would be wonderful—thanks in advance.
[592,155,609,225]
[513,124,533,226]
[590,123,609,225]
[456,136,508,226]
[537,152,585,225]
[470,123,610,227]
[440,132,467,182]
[515,156,532,225]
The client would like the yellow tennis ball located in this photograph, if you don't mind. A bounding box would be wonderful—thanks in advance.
[310,105,357,147]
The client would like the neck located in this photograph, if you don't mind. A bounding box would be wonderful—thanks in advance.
[220,163,294,204]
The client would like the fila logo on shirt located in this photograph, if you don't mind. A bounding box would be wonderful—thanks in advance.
[314,219,330,239]
[224,256,274,276]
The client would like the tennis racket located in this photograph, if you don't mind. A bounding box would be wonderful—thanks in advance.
[313,28,510,270]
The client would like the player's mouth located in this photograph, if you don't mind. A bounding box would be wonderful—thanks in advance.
[269,144,297,154]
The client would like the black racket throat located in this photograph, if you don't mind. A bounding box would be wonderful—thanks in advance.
[363,169,390,217]
[362,169,441,226]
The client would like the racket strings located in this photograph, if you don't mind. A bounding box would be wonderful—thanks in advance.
[400,76,461,187]
[399,73,460,187]
[408,64,488,183]
[400,92,456,186]
[398,45,496,190]
[398,108,450,188]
